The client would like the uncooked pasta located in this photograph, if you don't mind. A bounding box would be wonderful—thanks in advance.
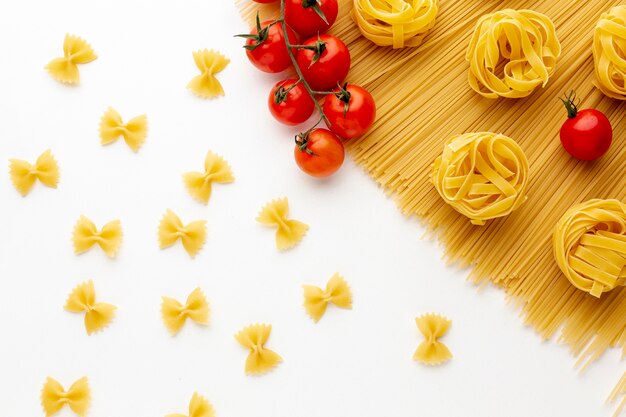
[237,0,626,370]
[593,5,626,100]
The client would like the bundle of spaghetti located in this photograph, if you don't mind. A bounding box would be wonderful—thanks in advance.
[351,0,439,49]
[236,0,626,368]
[594,5,626,100]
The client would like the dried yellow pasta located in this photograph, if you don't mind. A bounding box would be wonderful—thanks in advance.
[187,49,230,98]
[45,34,97,85]
[256,198,309,250]
[72,215,123,258]
[161,288,210,336]
[352,0,438,48]
[413,313,452,366]
[9,149,59,196]
[166,392,215,417]
[41,376,90,417]
[99,107,148,152]
[235,324,282,375]
[64,280,116,335]
[303,273,352,322]
[608,372,626,417]
[553,199,626,298]
[466,9,561,98]
[158,210,207,257]
[431,132,529,225]
[183,151,235,204]
[594,6,626,99]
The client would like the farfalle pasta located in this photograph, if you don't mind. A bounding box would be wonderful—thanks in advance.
[99,107,148,152]
[352,0,438,48]
[257,198,309,250]
[553,199,626,298]
[593,6,626,100]
[187,49,230,98]
[413,313,452,366]
[183,151,234,204]
[431,132,529,225]
[166,392,215,417]
[303,273,352,322]
[41,376,90,417]
[65,280,116,335]
[161,287,210,335]
[73,215,123,258]
[9,149,59,196]
[466,9,561,98]
[45,34,97,85]
[235,324,282,375]
[158,209,207,257]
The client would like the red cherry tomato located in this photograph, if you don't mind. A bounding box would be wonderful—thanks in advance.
[296,34,350,90]
[559,92,612,161]
[323,84,376,139]
[268,79,315,126]
[240,19,297,73]
[294,128,344,177]
[284,0,338,38]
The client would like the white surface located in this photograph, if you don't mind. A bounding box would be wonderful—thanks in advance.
[0,1,623,416]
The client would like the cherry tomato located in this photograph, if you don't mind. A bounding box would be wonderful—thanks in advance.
[294,128,344,177]
[240,18,297,73]
[296,34,350,90]
[268,79,315,125]
[560,92,612,161]
[284,0,338,38]
[323,84,376,139]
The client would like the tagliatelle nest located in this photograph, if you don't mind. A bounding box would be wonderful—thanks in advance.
[553,199,626,298]
[593,5,626,100]
[466,9,561,98]
[431,132,529,226]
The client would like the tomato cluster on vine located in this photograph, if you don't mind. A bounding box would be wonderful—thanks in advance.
[237,0,376,178]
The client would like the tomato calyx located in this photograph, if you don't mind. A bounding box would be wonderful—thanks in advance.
[300,0,329,24]
[559,90,581,119]
[274,80,299,104]
[295,130,320,156]
[296,36,327,67]
[235,13,280,51]
[333,83,352,117]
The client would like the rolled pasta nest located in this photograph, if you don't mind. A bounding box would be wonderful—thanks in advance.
[431,132,529,226]
[593,5,626,100]
[351,0,439,49]
[553,199,626,298]
[466,9,561,98]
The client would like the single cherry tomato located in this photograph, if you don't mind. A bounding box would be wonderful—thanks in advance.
[294,128,344,177]
[296,34,350,90]
[268,79,315,125]
[323,84,376,139]
[559,91,612,161]
[284,0,338,38]
[238,17,297,73]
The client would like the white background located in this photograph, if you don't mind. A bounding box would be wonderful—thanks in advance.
[0,1,623,416]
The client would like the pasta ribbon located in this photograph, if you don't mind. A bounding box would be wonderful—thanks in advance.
[351,0,438,49]
[41,376,90,417]
[431,132,529,225]
[466,9,561,98]
[73,215,123,258]
[594,6,626,100]
[9,149,59,196]
[158,209,207,257]
[166,392,215,417]
[45,34,97,84]
[64,280,116,335]
[183,151,235,204]
[303,273,352,322]
[256,198,309,250]
[553,199,626,298]
[187,49,230,98]
[161,287,210,335]
[413,313,452,366]
[235,324,282,375]
[99,107,148,152]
